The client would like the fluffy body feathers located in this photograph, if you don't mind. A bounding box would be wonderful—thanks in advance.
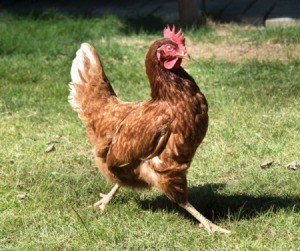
[69,28,230,233]
[69,40,208,204]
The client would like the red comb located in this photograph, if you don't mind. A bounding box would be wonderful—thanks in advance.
[163,25,185,45]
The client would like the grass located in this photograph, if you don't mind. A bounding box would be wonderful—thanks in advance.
[1,13,300,250]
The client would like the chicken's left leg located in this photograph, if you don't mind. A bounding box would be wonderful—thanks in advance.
[180,202,230,234]
[94,184,120,213]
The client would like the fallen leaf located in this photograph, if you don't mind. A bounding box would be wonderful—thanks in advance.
[286,161,299,171]
[18,194,28,202]
[45,144,56,153]
[260,161,275,169]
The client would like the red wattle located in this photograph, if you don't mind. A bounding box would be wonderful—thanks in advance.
[164,58,182,69]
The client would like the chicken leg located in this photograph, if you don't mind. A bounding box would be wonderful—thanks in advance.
[180,202,231,234]
[94,184,120,212]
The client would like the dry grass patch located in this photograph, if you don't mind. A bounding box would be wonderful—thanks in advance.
[187,41,300,62]
[118,36,300,63]
[117,23,300,63]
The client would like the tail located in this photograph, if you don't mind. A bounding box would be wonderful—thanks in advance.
[68,43,116,119]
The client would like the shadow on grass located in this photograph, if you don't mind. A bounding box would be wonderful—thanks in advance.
[137,183,299,222]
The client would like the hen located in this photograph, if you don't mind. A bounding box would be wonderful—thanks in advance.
[69,26,229,234]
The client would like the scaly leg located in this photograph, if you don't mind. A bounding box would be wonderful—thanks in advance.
[94,184,120,213]
[180,202,231,234]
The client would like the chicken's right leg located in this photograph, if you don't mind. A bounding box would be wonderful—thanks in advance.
[94,184,120,213]
[180,202,230,234]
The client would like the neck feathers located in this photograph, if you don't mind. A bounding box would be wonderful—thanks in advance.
[145,40,199,102]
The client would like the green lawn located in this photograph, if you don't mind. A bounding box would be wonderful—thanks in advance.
[0,13,299,250]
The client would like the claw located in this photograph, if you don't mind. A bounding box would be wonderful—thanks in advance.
[208,222,231,234]
[180,202,231,234]
[93,184,120,213]
[93,193,112,212]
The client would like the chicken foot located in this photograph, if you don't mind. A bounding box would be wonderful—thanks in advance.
[180,202,231,234]
[94,184,120,212]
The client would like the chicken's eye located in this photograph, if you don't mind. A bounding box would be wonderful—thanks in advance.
[166,45,173,51]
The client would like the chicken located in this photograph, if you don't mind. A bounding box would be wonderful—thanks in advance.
[68,26,230,234]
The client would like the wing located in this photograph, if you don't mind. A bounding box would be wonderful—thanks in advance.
[106,101,173,168]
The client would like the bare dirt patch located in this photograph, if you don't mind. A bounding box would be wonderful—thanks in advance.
[117,36,300,63]
[187,41,300,62]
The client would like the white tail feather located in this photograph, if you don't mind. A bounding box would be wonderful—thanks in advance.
[81,43,97,65]
[69,43,92,112]
[68,42,111,114]
[68,82,80,111]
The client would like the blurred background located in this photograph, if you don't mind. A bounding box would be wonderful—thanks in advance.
[1,0,300,27]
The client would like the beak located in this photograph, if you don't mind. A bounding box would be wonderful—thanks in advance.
[176,51,190,60]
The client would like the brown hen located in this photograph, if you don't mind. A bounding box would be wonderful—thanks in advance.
[69,26,230,234]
